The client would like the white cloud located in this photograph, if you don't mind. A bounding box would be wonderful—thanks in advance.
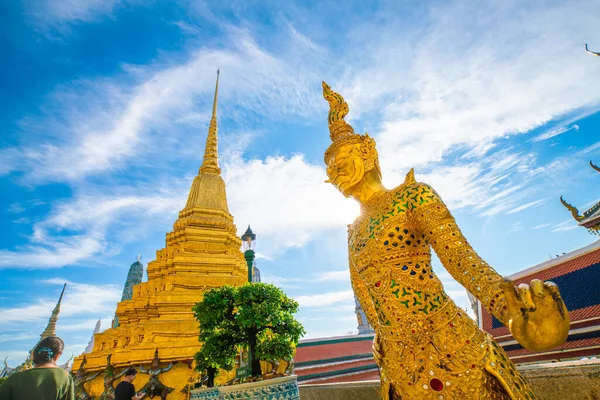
[0,280,120,325]
[532,124,580,142]
[337,0,600,174]
[0,234,104,269]
[551,219,580,233]
[314,270,350,282]
[0,333,38,344]
[225,154,359,256]
[4,1,600,272]
[506,199,546,215]
[0,351,29,364]
[552,225,579,233]
[0,182,187,269]
[2,28,324,184]
[25,0,124,31]
[294,290,354,308]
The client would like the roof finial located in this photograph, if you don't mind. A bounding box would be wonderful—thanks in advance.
[560,196,584,222]
[590,160,600,173]
[585,44,600,58]
[200,69,221,175]
[137,254,141,262]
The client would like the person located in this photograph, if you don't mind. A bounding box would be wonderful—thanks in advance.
[114,368,145,400]
[0,336,75,400]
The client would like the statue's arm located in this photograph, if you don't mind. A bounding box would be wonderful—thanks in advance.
[412,183,510,325]
[139,365,148,374]
[348,254,379,329]
[162,363,173,373]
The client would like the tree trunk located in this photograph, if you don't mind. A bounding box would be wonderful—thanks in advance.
[207,367,216,388]
[248,329,261,377]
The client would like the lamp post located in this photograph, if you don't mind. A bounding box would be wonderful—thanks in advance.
[241,226,256,283]
[238,226,257,379]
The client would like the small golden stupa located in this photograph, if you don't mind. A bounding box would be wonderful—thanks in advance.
[72,71,248,398]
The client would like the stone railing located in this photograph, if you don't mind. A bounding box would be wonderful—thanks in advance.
[190,375,300,400]
[298,359,600,400]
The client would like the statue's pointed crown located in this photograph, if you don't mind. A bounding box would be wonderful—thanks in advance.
[322,81,356,142]
[322,81,379,174]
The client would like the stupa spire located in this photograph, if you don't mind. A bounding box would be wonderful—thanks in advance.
[41,283,66,339]
[183,70,230,212]
[84,318,102,353]
[200,69,221,175]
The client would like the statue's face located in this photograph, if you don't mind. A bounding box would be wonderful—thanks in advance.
[326,144,366,198]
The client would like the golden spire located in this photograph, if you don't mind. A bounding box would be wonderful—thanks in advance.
[200,69,221,175]
[183,70,229,212]
[41,283,67,339]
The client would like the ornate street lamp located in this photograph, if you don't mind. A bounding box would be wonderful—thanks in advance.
[241,226,256,283]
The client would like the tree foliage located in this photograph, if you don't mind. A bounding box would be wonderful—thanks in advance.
[193,283,305,378]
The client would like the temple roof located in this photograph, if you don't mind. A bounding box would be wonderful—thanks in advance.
[560,161,600,235]
[1,358,15,378]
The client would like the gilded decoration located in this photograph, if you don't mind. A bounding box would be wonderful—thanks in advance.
[321,81,570,399]
[138,348,174,399]
[71,71,247,399]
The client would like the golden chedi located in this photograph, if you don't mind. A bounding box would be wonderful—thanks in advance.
[321,81,569,400]
[72,71,247,399]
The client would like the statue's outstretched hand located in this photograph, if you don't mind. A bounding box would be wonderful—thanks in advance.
[501,279,569,351]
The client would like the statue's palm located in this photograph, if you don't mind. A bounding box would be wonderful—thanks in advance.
[502,279,569,351]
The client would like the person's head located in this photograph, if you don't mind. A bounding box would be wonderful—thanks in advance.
[322,81,383,201]
[33,336,64,366]
[124,367,137,382]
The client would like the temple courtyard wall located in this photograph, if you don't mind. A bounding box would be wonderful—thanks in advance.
[298,358,600,400]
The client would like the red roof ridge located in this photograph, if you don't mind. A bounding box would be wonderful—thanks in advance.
[509,239,600,280]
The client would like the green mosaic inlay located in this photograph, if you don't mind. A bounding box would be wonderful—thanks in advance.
[364,184,437,239]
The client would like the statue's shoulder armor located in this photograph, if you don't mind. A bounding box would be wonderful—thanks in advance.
[389,173,442,213]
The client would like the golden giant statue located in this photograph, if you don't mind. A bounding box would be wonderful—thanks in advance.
[321,82,570,400]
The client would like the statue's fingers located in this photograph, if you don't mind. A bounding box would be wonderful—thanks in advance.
[518,283,536,310]
[530,279,545,297]
[501,279,522,311]
[544,281,561,296]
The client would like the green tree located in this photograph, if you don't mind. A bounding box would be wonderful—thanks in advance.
[193,283,305,378]
[194,328,239,387]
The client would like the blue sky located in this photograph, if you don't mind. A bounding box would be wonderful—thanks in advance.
[1,0,599,364]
